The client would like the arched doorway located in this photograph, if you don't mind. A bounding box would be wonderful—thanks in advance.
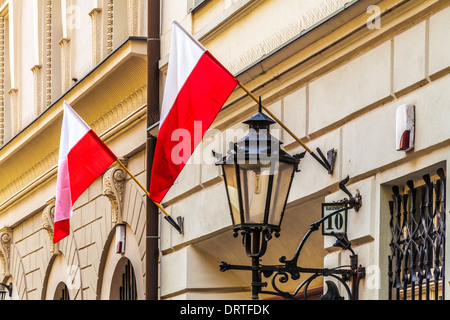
[110,257,137,300]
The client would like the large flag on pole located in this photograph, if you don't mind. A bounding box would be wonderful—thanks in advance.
[150,21,239,203]
[54,102,117,243]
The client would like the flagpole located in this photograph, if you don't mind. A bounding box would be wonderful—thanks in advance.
[237,82,331,172]
[115,159,182,233]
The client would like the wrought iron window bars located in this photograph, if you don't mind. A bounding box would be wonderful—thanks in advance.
[388,168,446,300]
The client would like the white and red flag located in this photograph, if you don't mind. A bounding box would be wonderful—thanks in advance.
[149,21,239,203]
[54,102,117,243]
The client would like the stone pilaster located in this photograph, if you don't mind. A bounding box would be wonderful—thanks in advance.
[42,199,59,255]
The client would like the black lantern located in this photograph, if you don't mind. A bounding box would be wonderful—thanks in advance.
[215,101,303,242]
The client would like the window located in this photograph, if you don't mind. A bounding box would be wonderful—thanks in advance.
[387,167,446,300]
[119,259,137,300]
[110,258,137,300]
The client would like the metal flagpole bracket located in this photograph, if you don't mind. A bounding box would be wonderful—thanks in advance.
[115,159,183,234]
[315,147,337,175]
[164,215,183,234]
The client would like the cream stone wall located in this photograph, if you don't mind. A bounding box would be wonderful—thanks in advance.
[158,0,450,300]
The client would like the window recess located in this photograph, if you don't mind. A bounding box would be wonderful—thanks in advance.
[388,168,446,300]
[187,0,208,13]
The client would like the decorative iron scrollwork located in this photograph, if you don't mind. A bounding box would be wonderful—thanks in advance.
[220,176,365,300]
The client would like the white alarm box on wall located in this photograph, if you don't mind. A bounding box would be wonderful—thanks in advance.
[115,224,126,254]
[396,104,415,152]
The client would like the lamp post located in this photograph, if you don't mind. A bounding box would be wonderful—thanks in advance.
[214,100,302,300]
[215,99,365,300]
[0,283,12,300]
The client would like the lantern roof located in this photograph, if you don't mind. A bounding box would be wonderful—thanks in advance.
[242,111,276,131]
[215,110,302,166]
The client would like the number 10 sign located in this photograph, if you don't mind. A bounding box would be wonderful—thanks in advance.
[321,203,348,236]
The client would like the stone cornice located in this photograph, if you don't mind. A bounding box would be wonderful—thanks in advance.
[0,37,146,162]
[0,90,147,214]
[0,38,147,217]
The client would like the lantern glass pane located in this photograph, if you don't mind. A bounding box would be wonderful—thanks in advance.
[268,162,295,227]
[223,164,241,226]
[239,162,272,225]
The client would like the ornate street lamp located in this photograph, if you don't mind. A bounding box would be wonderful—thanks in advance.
[214,101,303,300]
[215,99,365,300]
[0,283,12,300]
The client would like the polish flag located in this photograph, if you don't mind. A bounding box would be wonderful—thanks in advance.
[54,102,117,243]
[150,21,239,203]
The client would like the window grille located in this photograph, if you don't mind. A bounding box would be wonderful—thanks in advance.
[388,168,446,300]
[55,283,70,300]
[119,259,137,300]
[60,285,70,300]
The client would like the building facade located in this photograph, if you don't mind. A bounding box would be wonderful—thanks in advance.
[0,0,149,300]
[0,0,449,300]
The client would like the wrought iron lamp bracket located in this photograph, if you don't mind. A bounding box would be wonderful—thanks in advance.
[220,177,365,300]
[338,175,362,212]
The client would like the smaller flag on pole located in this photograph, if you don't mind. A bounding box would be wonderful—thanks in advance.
[54,102,117,243]
[149,21,239,203]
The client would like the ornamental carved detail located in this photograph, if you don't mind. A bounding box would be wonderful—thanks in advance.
[103,159,128,224]
[42,200,59,255]
[106,0,113,54]
[0,227,12,277]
